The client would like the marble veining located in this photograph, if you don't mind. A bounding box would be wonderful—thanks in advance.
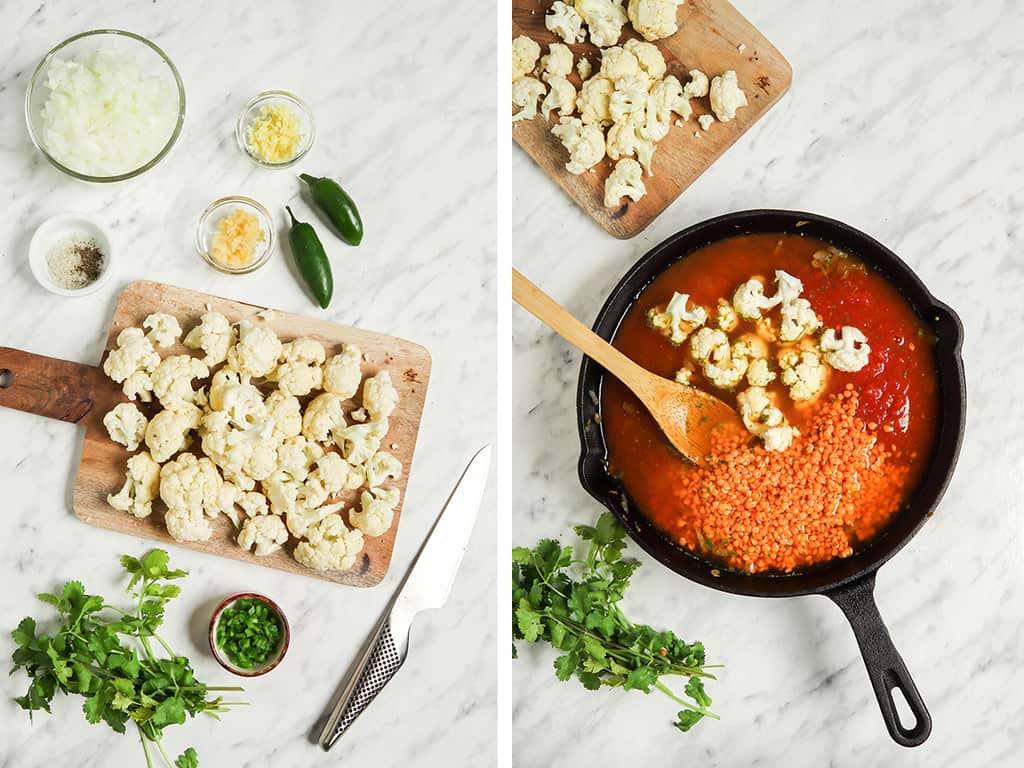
[512,1,1024,765]
[0,1,495,766]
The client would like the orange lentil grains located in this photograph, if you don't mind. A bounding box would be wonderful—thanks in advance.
[673,387,910,574]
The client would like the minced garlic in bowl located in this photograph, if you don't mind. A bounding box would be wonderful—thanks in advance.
[236,91,314,168]
[196,196,274,274]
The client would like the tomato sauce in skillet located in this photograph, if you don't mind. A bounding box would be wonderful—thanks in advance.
[601,233,940,574]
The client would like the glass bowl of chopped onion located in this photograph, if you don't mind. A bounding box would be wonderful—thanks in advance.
[25,29,186,183]
[236,90,315,168]
[196,196,275,274]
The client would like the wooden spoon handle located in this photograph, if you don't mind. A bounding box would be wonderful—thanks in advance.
[0,347,101,424]
[512,269,649,392]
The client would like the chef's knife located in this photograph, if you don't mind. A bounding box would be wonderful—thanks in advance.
[317,444,492,750]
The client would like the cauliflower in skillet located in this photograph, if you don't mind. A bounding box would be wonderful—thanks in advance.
[576,0,628,48]
[689,327,730,362]
[512,77,547,122]
[733,278,781,321]
[227,320,281,378]
[715,298,738,332]
[647,293,707,344]
[512,35,541,82]
[103,328,160,395]
[272,337,326,397]
[145,404,201,463]
[709,70,748,122]
[183,312,235,366]
[746,357,777,387]
[363,371,399,422]
[547,1,585,43]
[366,451,403,489]
[702,339,749,390]
[627,0,681,41]
[302,392,347,444]
[541,76,578,120]
[779,349,827,401]
[107,451,161,519]
[820,326,871,372]
[237,514,289,557]
[779,298,821,343]
[552,117,606,174]
[736,386,798,452]
[293,514,365,572]
[143,313,182,348]
[604,157,646,208]
[350,487,401,538]
[103,403,148,452]
[151,355,209,410]
[322,344,363,399]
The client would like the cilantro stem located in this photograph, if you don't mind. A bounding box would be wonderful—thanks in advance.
[654,681,720,720]
[155,737,175,768]
[138,725,155,768]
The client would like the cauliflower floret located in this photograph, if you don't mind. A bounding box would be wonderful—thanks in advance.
[628,0,681,41]
[350,488,401,538]
[698,114,715,131]
[274,435,324,482]
[779,349,827,402]
[576,0,628,47]
[294,514,365,572]
[237,515,288,557]
[209,369,267,429]
[715,298,738,332]
[674,367,693,385]
[820,327,871,372]
[703,341,749,389]
[263,471,301,517]
[512,76,547,122]
[103,403,148,452]
[683,69,709,98]
[122,370,154,403]
[577,56,593,80]
[773,270,804,305]
[649,75,692,125]
[145,404,201,463]
[604,157,646,208]
[577,77,615,125]
[151,355,209,410]
[103,328,160,386]
[512,35,541,81]
[336,420,388,466]
[272,337,326,397]
[302,392,347,444]
[238,491,269,518]
[647,292,707,344]
[624,38,667,79]
[746,357,777,387]
[164,507,212,543]
[227,320,281,378]
[547,1,586,43]
[551,117,606,174]
[540,43,574,81]
[605,121,656,176]
[541,76,578,120]
[216,481,242,527]
[366,451,403,489]
[265,391,302,441]
[309,452,350,494]
[779,298,821,343]
[200,411,278,490]
[709,70,748,122]
[609,76,648,124]
[183,312,235,366]
[736,386,798,451]
[107,451,161,518]
[322,344,362,398]
[733,278,781,320]
[363,371,399,422]
[143,313,182,348]
[689,327,730,362]
[599,46,640,81]
[285,500,343,539]
[159,453,223,518]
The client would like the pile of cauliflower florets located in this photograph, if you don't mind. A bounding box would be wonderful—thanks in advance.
[647,261,871,452]
[100,310,404,573]
[513,0,749,208]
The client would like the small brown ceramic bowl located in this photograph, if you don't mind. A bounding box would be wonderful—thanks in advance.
[208,592,290,677]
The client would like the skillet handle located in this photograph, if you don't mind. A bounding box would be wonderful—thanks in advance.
[827,573,931,747]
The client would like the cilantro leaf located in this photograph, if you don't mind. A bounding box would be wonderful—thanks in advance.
[176,747,199,768]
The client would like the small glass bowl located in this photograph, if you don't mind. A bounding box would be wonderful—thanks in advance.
[195,196,275,274]
[235,90,315,168]
[208,592,290,677]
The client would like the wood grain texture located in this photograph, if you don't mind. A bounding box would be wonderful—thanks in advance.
[59,280,430,587]
[512,0,792,238]
[0,347,106,424]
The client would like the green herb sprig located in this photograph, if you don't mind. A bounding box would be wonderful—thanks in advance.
[10,550,245,767]
[512,513,720,733]
[215,598,282,669]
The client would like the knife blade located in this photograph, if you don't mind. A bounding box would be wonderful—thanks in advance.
[317,444,492,750]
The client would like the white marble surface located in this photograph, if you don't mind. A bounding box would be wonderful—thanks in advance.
[513,2,1024,766]
[0,1,495,766]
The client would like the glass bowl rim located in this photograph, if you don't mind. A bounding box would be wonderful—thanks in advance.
[24,28,187,183]
[195,195,276,275]
[235,89,316,169]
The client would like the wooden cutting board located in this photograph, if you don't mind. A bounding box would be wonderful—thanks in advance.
[512,0,792,239]
[0,280,431,587]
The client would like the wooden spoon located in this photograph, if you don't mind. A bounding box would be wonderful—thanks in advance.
[512,268,742,463]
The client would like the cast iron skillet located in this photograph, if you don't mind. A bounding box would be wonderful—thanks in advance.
[576,210,966,748]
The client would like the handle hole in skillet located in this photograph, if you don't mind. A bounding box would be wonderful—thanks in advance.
[890,683,917,733]
[0,369,11,389]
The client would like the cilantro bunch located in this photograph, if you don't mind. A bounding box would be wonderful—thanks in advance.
[513,513,719,733]
[10,550,245,768]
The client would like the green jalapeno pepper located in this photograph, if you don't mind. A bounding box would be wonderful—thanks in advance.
[299,173,363,246]
[286,206,333,309]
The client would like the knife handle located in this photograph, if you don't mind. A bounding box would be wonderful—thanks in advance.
[319,617,405,750]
